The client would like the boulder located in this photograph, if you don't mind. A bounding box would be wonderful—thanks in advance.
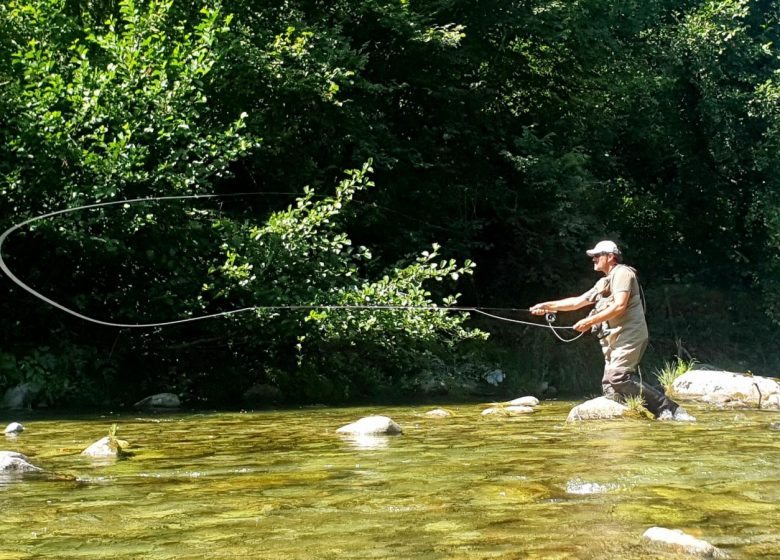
[508,396,540,407]
[643,527,727,558]
[483,369,506,386]
[0,451,41,473]
[672,369,780,409]
[3,422,24,434]
[134,393,181,409]
[81,436,129,458]
[1,382,40,409]
[336,415,402,435]
[242,383,283,405]
[566,396,629,422]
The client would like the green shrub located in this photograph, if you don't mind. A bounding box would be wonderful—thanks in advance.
[655,357,697,394]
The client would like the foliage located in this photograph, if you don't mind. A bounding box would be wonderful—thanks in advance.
[202,161,487,400]
[1,0,254,206]
[107,423,130,456]
[622,395,654,420]
[655,357,698,393]
[1,345,117,405]
[2,0,780,405]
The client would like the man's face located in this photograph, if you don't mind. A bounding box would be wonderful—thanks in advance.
[592,252,611,273]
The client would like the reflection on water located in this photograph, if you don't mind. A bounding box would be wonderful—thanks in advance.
[338,434,394,450]
[0,401,778,559]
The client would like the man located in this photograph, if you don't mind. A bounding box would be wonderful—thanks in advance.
[530,240,694,421]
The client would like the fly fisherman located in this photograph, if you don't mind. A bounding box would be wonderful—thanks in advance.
[530,240,695,421]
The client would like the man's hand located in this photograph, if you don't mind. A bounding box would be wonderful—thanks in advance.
[572,319,592,333]
[529,304,548,316]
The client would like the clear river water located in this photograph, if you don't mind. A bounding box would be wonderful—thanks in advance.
[1,400,778,559]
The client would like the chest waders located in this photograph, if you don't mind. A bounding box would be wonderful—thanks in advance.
[594,266,679,417]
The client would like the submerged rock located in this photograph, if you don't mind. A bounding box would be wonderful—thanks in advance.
[566,397,629,422]
[643,527,727,558]
[0,451,41,473]
[336,415,402,435]
[134,393,181,409]
[672,369,780,409]
[481,405,535,416]
[424,408,453,418]
[3,422,24,434]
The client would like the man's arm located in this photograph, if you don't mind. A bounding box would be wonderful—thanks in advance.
[571,291,629,332]
[530,294,594,315]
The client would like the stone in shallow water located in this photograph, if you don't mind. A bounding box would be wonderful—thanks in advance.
[0,451,41,473]
[566,396,628,422]
[3,422,24,434]
[424,408,452,418]
[672,369,780,409]
[81,436,129,458]
[335,415,402,435]
[481,405,534,416]
[508,396,540,407]
[643,527,727,558]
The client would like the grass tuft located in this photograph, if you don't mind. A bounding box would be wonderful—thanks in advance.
[655,357,697,394]
[623,395,654,420]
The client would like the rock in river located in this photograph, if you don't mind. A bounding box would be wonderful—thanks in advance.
[0,451,41,473]
[81,436,130,458]
[567,396,629,422]
[336,415,402,435]
[481,405,535,416]
[3,422,24,434]
[672,369,780,409]
[424,408,453,418]
[508,396,540,407]
[643,527,727,558]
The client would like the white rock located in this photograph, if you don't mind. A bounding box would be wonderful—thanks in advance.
[508,396,540,407]
[672,369,780,409]
[0,451,41,473]
[567,396,628,422]
[643,527,727,558]
[81,436,127,458]
[336,415,402,435]
[424,408,452,418]
[134,393,181,409]
[3,422,24,434]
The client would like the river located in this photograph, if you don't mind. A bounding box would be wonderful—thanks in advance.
[1,401,778,559]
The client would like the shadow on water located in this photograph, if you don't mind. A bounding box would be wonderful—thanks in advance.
[0,401,778,559]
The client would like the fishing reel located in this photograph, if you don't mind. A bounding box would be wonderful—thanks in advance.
[591,322,617,339]
[544,312,557,324]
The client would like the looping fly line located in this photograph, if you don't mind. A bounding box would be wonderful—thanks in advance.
[0,194,584,341]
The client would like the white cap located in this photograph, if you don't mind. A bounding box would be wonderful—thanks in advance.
[586,240,620,256]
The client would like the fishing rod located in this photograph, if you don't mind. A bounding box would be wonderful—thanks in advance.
[0,194,584,340]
